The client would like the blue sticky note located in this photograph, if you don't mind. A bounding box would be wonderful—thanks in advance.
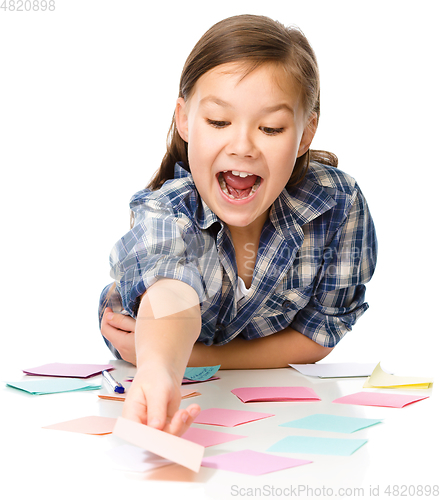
[280,414,382,434]
[184,365,221,381]
[267,435,367,456]
[6,379,101,395]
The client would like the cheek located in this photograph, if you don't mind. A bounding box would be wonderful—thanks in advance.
[188,129,222,164]
[265,138,298,168]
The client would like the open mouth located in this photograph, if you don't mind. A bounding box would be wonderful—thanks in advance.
[217,171,262,200]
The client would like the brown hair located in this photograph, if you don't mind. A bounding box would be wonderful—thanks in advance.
[148,14,337,192]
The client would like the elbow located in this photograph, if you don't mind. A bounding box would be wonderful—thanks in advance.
[306,345,334,364]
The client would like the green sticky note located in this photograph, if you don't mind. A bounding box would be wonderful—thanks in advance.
[267,435,367,456]
[6,379,101,395]
[280,414,382,434]
[184,365,221,381]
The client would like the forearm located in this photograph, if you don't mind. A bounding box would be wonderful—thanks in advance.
[135,279,201,373]
[188,327,333,369]
[122,279,202,432]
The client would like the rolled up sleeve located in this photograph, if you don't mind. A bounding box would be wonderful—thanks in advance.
[291,184,377,347]
[109,193,218,317]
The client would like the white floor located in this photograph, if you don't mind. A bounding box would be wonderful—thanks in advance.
[3,360,438,500]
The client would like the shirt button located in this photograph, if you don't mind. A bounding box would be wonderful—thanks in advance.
[282,300,292,309]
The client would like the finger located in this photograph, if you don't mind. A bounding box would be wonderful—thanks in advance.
[146,391,174,431]
[168,404,201,436]
[121,395,148,425]
[101,319,123,343]
[106,311,136,333]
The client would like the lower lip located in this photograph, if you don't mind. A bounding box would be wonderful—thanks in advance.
[217,175,262,205]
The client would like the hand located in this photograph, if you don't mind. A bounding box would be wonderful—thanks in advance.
[101,307,137,365]
[122,363,201,436]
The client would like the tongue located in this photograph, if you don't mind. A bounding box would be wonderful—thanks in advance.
[223,171,258,190]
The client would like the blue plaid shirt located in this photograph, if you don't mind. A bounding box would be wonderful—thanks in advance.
[107,161,377,348]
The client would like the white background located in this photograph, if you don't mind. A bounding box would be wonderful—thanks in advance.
[1,2,439,391]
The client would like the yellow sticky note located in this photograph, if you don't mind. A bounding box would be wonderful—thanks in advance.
[363,363,433,389]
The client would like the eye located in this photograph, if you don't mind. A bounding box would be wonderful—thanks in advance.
[207,119,230,128]
[260,126,284,136]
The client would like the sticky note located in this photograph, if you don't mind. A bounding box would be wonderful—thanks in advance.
[182,376,220,384]
[280,414,382,433]
[23,362,115,378]
[182,427,246,447]
[125,374,219,385]
[289,363,377,378]
[363,363,433,389]
[43,416,116,435]
[6,379,101,395]
[267,435,367,456]
[113,417,204,472]
[183,365,221,381]
[231,386,320,403]
[332,392,429,408]
[193,408,274,427]
[98,386,200,402]
[107,444,172,472]
[201,449,312,475]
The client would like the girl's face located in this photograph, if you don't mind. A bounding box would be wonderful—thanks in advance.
[175,62,316,234]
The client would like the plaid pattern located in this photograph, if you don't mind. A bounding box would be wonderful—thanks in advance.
[105,161,377,348]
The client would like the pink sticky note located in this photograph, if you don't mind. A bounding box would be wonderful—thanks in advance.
[23,363,115,378]
[182,376,220,384]
[201,449,312,475]
[113,417,204,472]
[193,408,274,427]
[43,416,117,435]
[231,386,320,403]
[333,392,429,408]
[182,427,246,447]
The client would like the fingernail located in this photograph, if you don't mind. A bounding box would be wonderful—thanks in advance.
[149,418,161,428]
[106,312,114,320]
[189,407,199,417]
[181,412,189,424]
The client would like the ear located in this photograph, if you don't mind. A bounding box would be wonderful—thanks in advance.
[297,112,318,158]
[175,97,189,142]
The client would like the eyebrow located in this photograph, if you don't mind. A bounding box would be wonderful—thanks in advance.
[200,95,294,115]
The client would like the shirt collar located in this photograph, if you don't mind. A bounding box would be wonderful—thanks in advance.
[174,161,192,179]
[270,177,337,244]
[174,162,221,230]
[174,162,337,237]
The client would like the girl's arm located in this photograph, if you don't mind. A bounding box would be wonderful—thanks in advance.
[121,279,202,434]
[102,310,332,371]
[188,327,333,369]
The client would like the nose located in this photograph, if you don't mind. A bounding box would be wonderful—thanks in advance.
[226,127,258,159]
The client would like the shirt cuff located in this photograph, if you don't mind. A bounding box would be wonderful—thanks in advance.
[120,261,206,317]
[290,298,369,347]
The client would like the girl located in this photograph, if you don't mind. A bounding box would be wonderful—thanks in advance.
[99,14,377,436]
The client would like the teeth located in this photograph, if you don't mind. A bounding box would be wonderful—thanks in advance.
[218,173,261,199]
[231,170,253,178]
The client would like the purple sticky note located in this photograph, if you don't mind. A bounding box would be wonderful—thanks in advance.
[23,363,115,379]
[193,408,274,427]
[333,392,429,408]
[231,386,320,403]
[201,449,312,475]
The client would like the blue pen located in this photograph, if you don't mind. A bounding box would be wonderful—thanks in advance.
[102,370,125,394]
